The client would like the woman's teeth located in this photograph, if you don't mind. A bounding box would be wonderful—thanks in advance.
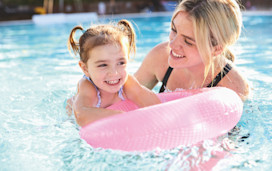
[172,51,184,58]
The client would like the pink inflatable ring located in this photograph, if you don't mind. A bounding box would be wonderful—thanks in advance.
[80,87,243,152]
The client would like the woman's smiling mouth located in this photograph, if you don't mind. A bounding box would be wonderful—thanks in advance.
[171,50,185,58]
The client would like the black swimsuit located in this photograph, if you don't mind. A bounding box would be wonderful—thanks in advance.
[159,63,232,93]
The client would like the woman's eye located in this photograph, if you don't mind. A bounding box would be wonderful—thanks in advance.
[171,27,177,33]
[185,39,193,46]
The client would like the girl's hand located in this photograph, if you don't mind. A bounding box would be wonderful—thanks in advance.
[66,96,75,116]
[124,74,161,107]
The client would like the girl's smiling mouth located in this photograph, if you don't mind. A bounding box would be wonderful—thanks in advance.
[105,79,121,85]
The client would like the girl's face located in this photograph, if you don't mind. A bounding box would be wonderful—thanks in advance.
[168,11,204,69]
[83,43,129,94]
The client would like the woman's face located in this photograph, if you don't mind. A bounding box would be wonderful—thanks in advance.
[168,11,204,69]
[84,43,129,94]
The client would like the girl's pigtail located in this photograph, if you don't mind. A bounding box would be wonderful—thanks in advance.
[67,25,84,56]
[118,19,136,56]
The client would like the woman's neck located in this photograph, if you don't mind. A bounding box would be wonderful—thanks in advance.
[181,60,225,89]
[183,69,206,89]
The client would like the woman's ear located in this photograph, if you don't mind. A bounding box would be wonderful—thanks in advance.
[212,45,223,56]
[79,61,90,77]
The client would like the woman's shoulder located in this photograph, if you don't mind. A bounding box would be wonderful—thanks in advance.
[144,42,169,61]
[149,41,170,57]
[143,41,170,70]
[134,42,170,89]
[220,65,250,101]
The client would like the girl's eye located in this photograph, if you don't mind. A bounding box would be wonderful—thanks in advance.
[98,64,107,67]
[118,61,126,65]
[185,39,193,46]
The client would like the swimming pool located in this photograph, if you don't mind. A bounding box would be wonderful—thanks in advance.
[0,12,271,170]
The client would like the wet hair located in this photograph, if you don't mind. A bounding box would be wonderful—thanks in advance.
[172,0,242,85]
[67,19,136,63]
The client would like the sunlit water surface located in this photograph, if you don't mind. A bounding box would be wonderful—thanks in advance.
[0,12,271,170]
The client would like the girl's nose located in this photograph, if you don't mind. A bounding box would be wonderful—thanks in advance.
[108,67,118,76]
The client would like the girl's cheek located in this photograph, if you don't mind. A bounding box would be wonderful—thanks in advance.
[122,69,128,78]
[122,69,127,76]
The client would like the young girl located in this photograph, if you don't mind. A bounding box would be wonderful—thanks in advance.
[67,19,161,127]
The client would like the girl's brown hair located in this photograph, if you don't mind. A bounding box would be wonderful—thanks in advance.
[68,19,136,63]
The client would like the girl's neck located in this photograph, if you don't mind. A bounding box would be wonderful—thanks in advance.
[99,89,121,108]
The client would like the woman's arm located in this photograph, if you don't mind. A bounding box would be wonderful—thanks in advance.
[134,42,170,90]
[124,75,161,108]
[72,79,123,127]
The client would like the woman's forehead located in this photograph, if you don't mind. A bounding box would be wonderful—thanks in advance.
[172,12,195,39]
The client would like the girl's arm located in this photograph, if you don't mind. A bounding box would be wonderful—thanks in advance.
[124,75,161,108]
[72,79,123,127]
[124,43,170,107]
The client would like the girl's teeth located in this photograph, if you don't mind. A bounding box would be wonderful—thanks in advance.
[106,80,119,84]
[172,51,184,58]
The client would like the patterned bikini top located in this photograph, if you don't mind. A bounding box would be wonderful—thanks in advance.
[83,75,125,107]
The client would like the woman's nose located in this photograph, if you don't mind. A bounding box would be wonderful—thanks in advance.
[169,35,180,50]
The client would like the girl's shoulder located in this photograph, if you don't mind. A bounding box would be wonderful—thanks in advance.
[75,77,99,108]
[77,77,97,96]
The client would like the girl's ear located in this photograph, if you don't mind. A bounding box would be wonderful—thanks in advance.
[79,61,90,77]
[212,45,223,57]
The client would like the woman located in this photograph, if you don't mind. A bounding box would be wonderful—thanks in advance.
[131,0,249,101]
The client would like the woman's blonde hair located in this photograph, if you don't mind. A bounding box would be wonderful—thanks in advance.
[172,0,242,86]
[67,19,136,63]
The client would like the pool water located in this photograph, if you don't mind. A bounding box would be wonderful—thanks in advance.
[0,12,271,170]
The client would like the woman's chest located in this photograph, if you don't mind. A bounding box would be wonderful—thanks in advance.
[158,69,204,91]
